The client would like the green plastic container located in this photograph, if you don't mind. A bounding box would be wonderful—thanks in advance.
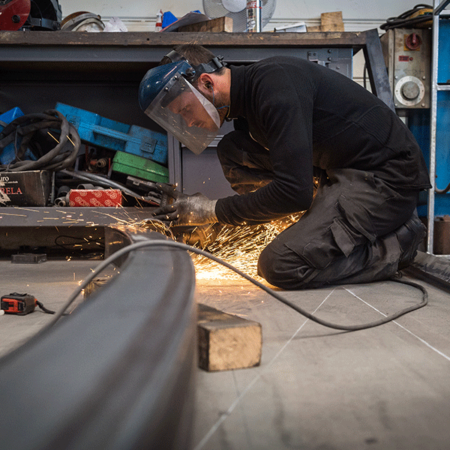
[112,152,169,184]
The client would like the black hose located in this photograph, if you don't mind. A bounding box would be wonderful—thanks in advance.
[435,182,450,194]
[36,301,56,315]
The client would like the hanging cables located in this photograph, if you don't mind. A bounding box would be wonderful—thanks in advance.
[0,110,80,172]
[380,4,433,30]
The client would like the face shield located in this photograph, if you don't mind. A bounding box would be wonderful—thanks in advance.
[144,73,220,155]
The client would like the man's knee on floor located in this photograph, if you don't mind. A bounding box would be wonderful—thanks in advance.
[257,242,314,289]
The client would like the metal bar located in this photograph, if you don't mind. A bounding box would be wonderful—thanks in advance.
[434,0,450,15]
[428,0,441,253]
[436,84,450,91]
[167,134,182,187]
[0,229,197,450]
[0,31,367,67]
[404,250,450,292]
[362,29,396,110]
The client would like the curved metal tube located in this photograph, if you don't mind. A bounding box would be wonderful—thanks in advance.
[0,229,197,450]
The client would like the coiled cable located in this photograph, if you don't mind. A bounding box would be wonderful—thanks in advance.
[380,4,433,30]
[0,110,80,172]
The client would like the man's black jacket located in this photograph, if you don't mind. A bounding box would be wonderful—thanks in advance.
[215,56,431,226]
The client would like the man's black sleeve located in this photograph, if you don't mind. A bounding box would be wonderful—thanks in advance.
[216,63,315,226]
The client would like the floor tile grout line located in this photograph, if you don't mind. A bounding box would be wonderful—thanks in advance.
[345,287,450,362]
[231,370,253,450]
[193,288,337,450]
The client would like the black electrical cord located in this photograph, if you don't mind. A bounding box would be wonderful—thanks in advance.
[46,240,428,332]
[35,300,56,315]
[59,169,161,205]
[380,4,433,30]
[435,182,450,194]
[0,110,80,172]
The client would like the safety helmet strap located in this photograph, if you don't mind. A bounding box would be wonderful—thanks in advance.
[163,50,226,83]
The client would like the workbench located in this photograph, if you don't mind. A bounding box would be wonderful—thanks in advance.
[0,30,391,249]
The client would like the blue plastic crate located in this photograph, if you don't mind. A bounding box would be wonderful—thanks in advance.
[55,103,168,166]
[0,107,37,165]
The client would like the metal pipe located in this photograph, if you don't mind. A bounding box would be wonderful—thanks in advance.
[427,0,441,254]
[0,229,197,450]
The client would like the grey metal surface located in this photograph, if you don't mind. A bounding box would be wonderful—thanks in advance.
[0,206,153,227]
[0,229,197,450]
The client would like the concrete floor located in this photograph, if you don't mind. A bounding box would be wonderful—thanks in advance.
[1,259,450,450]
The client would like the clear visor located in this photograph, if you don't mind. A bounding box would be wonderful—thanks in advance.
[145,75,220,155]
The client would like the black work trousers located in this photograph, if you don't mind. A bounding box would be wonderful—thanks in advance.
[217,130,425,289]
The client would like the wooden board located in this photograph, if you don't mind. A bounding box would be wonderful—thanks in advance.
[197,303,262,372]
[320,12,345,32]
[178,17,233,33]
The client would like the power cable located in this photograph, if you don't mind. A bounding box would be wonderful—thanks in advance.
[0,110,80,172]
[49,240,428,331]
[435,182,450,194]
[35,300,56,315]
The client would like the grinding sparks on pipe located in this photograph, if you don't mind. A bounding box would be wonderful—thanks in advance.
[192,214,302,281]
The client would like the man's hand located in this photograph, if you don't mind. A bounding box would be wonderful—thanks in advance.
[151,184,218,226]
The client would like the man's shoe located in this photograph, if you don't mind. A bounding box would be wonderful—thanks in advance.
[396,212,426,270]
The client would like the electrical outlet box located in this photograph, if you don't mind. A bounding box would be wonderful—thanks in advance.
[381,28,431,109]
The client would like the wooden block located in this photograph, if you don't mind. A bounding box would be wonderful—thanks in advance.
[197,303,262,372]
[178,17,233,33]
[320,11,344,32]
[83,277,111,298]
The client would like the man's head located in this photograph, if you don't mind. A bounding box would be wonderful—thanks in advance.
[138,44,231,154]
[159,45,230,123]
[166,89,219,131]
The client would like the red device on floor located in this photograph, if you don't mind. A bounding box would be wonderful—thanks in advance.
[1,292,36,315]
